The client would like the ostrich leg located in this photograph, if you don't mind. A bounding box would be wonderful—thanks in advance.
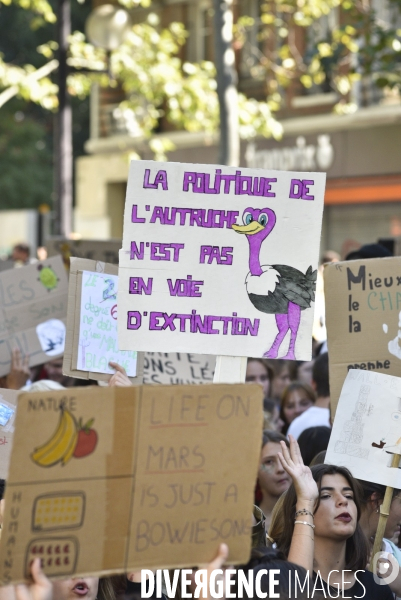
[263,313,289,358]
[280,301,301,359]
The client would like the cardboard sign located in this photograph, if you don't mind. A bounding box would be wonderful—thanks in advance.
[143,352,215,384]
[118,161,326,360]
[326,370,401,487]
[46,239,120,269]
[63,258,143,384]
[325,257,401,414]
[0,388,18,479]
[0,383,263,583]
[0,256,68,377]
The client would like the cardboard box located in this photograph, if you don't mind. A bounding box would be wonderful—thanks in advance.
[63,258,143,384]
[0,383,263,583]
[46,239,120,269]
[0,256,68,377]
[325,256,401,415]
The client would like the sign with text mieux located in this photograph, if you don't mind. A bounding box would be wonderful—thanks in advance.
[0,384,263,584]
[0,256,68,377]
[118,161,326,360]
[325,257,401,415]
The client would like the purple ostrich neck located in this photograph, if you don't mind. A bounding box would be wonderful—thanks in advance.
[247,215,276,276]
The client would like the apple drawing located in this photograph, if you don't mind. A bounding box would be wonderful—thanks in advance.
[73,418,98,458]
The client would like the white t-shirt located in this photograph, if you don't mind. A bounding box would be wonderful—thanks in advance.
[287,406,330,440]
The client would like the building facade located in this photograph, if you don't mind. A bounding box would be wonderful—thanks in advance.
[75,0,401,257]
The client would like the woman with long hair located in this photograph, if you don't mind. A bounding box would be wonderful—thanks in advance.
[245,358,274,399]
[269,436,393,599]
[257,430,291,528]
[279,382,316,435]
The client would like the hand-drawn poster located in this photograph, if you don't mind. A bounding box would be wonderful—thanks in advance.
[118,161,326,360]
[0,256,68,377]
[0,388,18,479]
[76,271,137,376]
[325,257,401,415]
[143,352,215,384]
[326,370,401,488]
[63,258,142,384]
[0,383,263,583]
[46,238,120,270]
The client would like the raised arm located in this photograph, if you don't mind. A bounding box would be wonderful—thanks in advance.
[108,362,133,387]
[277,435,318,574]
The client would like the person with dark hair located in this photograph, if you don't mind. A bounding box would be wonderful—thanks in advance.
[297,426,331,466]
[269,437,393,599]
[345,243,392,261]
[289,359,315,386]
[310,450,326,466]
[279,382,316,434]
[267,359,292,399]
[263,398,283,431]
[245,358,274,398]
[0,559,121,600]
[358,478,401,597]
[11,243,31,264]
[312,351,330,397]
[257,430,291,528]
[287,352,331,439]
[234,546,325,600]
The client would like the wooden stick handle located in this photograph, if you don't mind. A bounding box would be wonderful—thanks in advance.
[213,356,247,383]
[369,452,401,572]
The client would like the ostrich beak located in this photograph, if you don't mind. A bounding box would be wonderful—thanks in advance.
[232,222,265,235]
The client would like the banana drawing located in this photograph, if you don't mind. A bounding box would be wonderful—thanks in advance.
[31,409,78,467]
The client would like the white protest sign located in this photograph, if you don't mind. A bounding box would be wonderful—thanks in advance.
[76,271,137,376]
[118,161,325,359]
[143,352,215,384]
[326,370,401,487]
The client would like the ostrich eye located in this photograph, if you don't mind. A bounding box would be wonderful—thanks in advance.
[258,213,268,227]
[243,212,253,225]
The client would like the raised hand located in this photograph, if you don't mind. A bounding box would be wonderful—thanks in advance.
[6,349,30,390]
[108,362,133,387]
[277,435,318,505]
[14,559,52,600]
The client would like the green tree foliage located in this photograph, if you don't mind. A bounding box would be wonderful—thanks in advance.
[0,0,90,209]
[0,0,283,166]
[237,0,401,113]
[0,100,53,208]
[2,0,401,191]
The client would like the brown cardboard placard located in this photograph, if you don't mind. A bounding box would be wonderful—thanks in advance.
[63,258,143,384]
[324,256,401,415]
[46,239,121,270]
[0,383,263,583]
[0,256,68,377]
[0,388,18,479]
[143,352,216,384]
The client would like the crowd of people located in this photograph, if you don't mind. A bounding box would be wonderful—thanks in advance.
[0,242,398,599]
[0,346,397,600]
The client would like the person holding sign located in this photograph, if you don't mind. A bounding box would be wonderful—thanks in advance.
[257,431,291,528]
[270,436,393,599]
[358,479,401,597]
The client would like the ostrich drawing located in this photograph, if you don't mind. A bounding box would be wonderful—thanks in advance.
[232,207,317,359]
